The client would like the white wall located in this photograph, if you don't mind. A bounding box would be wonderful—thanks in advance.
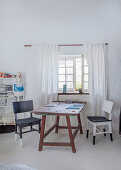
[0,0,121,131]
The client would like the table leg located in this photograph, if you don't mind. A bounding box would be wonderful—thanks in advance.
[39,115,46,151]
[55,116,59,133]
[66,115,76,153]
[77,114,83,134]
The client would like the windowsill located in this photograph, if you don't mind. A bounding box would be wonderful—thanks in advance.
[58,92,89,95]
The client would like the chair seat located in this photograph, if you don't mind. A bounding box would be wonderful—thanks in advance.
[16,117,41,127]
[87,116,111,122]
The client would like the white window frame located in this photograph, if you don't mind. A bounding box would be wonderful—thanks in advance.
[82,55,88,92]
[58,55,88,92]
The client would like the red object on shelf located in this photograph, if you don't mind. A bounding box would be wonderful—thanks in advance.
[4,75,13,78]
[0,72,4,78]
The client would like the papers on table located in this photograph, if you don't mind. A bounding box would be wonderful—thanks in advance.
[66,104,82,109]
[45,103,59,107]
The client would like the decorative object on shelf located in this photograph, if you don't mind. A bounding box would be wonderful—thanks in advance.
[0,72,4,78]
[79,88,83,94]
[63,84,67,93]
[14,72,24,99]
[65,100,73,104]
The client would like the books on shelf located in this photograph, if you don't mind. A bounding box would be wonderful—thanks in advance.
[0,76,16,125]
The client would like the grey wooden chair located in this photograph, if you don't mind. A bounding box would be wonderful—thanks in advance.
[13,100,41,149]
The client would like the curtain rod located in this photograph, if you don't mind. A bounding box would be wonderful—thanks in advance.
[24,43,108,47]
[24,45,32,47]
[58,43,108,46]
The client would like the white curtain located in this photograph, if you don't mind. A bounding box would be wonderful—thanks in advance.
[24,43,58,127]
[25,44,58,108]
[84,44,107,115]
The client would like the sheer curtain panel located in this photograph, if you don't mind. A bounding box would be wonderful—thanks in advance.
[84,44,107,115]
[25,44,58,108]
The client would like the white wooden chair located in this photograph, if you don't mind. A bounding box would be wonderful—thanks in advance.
[86,100,113,145]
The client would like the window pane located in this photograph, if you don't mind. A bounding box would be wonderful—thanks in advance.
[59,68,65,74]
[58,56,88,92]
[84,82,88,90]
[76,81,82,90]
[59,75,65,81]
[76,58,82,62]
[66,68,73,74]
[84,66,88,73]
[67,82,73,89]
[58,60,65,67]
[66,60,73,67]
[76,57,82,90]
[66,75,73,81]
[59,82,65,89]
[84,75,88,81]
[84,58,87,65]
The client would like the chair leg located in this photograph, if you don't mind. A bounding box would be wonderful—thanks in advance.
[93,124,96,145]
[15,123,18,141]
[109,122,113,142]
[30,125,32,131]
[86,130,89,138]
[103,129,106,136]
[93,136,95,145]
[38,122,41,134]
[110,134,113,142]
[30,125,32,136]
[86,120,89,138]
[20,127,22,149]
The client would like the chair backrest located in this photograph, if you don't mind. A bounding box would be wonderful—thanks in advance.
[13,100,33,114]
[102,100,113,120]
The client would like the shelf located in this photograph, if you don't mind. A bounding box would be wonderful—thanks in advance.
[0,122,15,125]
[0,75,22,126]
[0,77,16,80]
[0,91,13,93]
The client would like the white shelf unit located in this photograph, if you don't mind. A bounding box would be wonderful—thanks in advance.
[0,77,16,125]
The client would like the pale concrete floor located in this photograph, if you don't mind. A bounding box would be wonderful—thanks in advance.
[0,131,121,170]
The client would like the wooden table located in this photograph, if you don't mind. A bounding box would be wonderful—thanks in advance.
[31,102,86,153]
